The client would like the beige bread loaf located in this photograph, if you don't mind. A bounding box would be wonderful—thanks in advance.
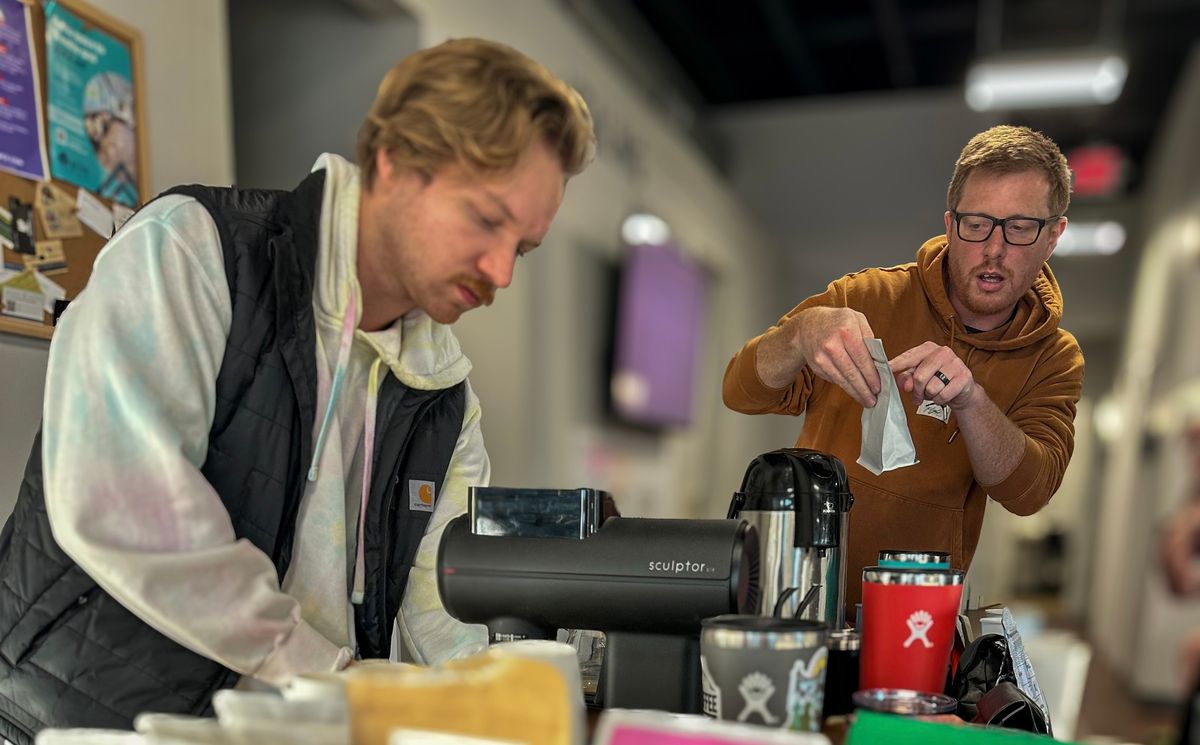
[346,654,569,745]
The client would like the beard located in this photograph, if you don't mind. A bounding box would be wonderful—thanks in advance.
[944,249,1035,322]
[950,264,1014,316]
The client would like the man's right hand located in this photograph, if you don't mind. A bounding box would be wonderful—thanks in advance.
[758,306,880,408]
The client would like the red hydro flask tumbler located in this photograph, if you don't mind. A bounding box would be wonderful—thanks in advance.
[860,566,965,693]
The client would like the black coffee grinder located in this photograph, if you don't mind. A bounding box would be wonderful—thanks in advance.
[437,486,760,713]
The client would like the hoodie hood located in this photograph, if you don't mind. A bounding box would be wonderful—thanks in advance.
[915,234,1063,352]
[311,152,472,391]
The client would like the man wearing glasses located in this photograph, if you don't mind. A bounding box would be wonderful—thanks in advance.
[723,125,1083,612]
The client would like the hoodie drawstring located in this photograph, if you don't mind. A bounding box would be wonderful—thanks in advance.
[303,285,383,606]
[352,357,383,605]
[947,315,961,444]
[308,290,359,482]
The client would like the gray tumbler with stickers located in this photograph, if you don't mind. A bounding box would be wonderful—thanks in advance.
[700,615,829,732]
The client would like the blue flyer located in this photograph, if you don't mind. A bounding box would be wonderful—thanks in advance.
[45,0,138,206]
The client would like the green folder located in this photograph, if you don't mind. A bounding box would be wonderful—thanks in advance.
[847,711,1075,744]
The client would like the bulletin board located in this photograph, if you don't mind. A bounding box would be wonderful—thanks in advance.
[0,0,147,341]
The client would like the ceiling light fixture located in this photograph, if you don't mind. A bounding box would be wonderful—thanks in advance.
[621,213,671,245]
[1053,220,1126,257]
[966,51,1128,111]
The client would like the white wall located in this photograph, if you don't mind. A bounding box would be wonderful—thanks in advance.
[228,0,419,188]
[1089,45,1200,700]
[397,0,794,518]
[0,336,49,518]
[714,90,997,302]
[0,0,234,519]
[113,0,234,190]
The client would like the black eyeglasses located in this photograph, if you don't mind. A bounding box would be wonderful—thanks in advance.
[951,211,1060,246]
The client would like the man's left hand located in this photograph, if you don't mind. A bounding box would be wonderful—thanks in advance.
[1161,502,1200,597]
[889,342,979,410]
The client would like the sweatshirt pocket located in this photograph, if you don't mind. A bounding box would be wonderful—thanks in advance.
[0,566,97,667]
[846,478,965,578]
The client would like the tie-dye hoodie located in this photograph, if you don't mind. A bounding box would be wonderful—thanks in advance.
[42,153,488,688]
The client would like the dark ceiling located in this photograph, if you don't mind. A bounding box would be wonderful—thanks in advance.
[615,0,1200,193]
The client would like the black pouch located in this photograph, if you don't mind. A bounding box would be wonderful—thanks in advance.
[973,681,1051,734]
[948,633,1014,721]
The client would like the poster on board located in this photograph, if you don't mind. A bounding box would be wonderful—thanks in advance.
[45,0,140,207]
[0,0,50,182]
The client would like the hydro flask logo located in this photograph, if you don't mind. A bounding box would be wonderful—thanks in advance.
[903,610,934,649]
[647,559,717,574]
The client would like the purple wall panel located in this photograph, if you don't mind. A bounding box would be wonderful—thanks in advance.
[611,242,709,427]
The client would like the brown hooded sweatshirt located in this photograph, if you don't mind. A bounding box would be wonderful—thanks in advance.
[722,236,1084,612]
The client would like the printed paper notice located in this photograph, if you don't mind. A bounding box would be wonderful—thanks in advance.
[0,268,43,320]
[75,187,113,238]
[0,0,50,181]
[24,240,67,275]
[35,181,83,239]
[33,268,65,313]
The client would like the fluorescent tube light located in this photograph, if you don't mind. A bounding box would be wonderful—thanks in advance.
[1053,221,1126,257]
[966,52,1128,111]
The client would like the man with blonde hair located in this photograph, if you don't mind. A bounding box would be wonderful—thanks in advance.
[0,38,594,742]
[723,125,1083,613]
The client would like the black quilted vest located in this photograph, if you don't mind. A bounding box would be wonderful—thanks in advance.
[0,171,466,744]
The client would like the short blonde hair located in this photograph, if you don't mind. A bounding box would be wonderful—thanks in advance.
[357,38,595,189]
[947,125,1072,216]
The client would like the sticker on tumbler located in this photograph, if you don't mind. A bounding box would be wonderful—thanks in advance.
[409,480,436,512]
[904,609,934,648]
[736,672,778,724]
[786,647,828,732]
[700,656,721,718]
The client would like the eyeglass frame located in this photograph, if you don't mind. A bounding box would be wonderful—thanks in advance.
[949,210,1062,247]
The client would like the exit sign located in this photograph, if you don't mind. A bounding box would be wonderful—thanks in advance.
[1068,144,1128,199]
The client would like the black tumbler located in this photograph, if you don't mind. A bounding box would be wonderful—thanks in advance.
[823,630,861,716]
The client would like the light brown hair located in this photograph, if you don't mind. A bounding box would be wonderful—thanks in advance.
[947,125,1072,216]
[357,38,595,189]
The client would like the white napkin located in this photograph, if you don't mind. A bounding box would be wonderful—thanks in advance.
[857,338,919,475]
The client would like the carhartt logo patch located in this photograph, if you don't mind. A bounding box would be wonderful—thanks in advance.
[409,480,436,512]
